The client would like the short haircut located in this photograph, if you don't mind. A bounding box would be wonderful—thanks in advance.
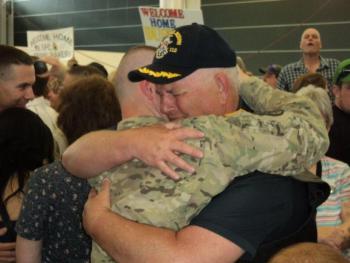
[236,56,248,73]
[114,45,156,99]
[89,62,108,78]
[66,64,106,78]
[268,242,348,263]
[292,73,327,92]
[57,75,122,145]
[0,45,33,79]
[300,27,321,41]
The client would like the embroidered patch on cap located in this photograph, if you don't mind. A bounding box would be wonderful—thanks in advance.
[128,23,236,84]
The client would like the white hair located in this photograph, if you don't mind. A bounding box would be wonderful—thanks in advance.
[195,66,239,93]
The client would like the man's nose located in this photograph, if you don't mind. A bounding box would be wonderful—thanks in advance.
[24,87,35,100]
[161,98,173,114]
[160,94,176,112]
[47,90,53,99]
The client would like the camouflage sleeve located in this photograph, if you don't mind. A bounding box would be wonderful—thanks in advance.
[240,76,298,113]
[190,77,329,177]
[240,77,329,145]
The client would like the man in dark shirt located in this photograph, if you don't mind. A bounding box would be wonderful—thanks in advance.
[327,58,350,165]
[80,24,330,263]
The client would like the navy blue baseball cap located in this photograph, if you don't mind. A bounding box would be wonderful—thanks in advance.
[128,23,236,84]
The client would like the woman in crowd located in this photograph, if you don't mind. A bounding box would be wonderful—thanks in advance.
[292,72,327,92]
[0,108,54,262]
[16,75,121,262]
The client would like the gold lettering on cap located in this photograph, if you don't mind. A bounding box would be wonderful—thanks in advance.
[138,67,181,79]
[174,31,182,45]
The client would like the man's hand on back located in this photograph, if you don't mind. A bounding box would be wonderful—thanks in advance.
[130,124,204,180]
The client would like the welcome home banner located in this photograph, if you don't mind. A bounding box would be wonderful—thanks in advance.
[27,27,74,59]
[138,6,204,47]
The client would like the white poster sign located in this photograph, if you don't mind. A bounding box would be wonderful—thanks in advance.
[138,7,204,47]
[27,27,74,59]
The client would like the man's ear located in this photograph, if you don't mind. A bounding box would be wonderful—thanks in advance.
[139,80,155,101]
[332,84,341,98]
[214,72,230,104]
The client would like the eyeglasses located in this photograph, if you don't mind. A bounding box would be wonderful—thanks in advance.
[336,66,350,85]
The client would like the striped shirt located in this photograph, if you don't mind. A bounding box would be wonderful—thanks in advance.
[316,156,350,227]
[277,56,339,92]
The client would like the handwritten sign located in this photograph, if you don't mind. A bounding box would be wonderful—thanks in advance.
[139,7,204,47]
[27,27,74,59]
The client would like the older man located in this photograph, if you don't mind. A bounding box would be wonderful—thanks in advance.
[278,28,339,92]
[64,24,330,262]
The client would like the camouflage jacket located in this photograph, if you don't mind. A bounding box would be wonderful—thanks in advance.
[90,77,329,262]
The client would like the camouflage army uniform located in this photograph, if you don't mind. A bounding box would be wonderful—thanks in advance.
[90,77,329,262]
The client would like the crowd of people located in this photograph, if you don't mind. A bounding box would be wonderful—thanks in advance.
[0,23,349,263]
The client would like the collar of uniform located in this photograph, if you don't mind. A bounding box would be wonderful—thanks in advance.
[117,116,166,130]
[292,169,325,183]
[224,108,245,117]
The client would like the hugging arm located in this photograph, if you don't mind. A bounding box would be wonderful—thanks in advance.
[83,179,244,263]
[62,125,204,180]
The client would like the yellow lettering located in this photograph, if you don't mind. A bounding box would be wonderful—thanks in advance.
[138,67,181,79]
[174,31,182,45]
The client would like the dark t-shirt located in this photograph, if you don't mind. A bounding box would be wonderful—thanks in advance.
[327,105,350,165]
[16,161,91,262]
[190,171,329,262]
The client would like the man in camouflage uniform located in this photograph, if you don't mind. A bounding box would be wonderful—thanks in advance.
[65,25,330,262]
